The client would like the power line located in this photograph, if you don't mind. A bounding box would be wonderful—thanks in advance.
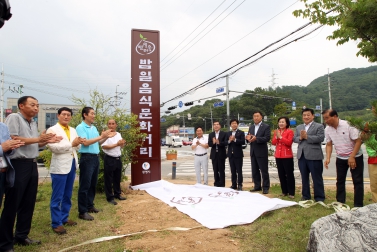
[160,0,299,91]
[161,0,245,71]
[5,81,71,99]
[161,0,226,63]
[161,23,325,106]
[4,73,87,93]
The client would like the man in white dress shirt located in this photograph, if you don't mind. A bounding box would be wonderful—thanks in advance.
[101,119,126,205]
[191,127,209,185]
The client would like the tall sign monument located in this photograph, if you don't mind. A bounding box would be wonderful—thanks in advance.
[131,29,161,185]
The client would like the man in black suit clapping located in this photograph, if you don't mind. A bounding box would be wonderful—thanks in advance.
[247,111,271,194]
[208,121,227,187]
[227,119,245,191]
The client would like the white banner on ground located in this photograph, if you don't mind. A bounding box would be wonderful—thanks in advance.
[131,180,297,229]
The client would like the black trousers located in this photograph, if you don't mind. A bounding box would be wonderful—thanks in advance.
[251,155,270,190]
[336,155,364,207]
[104,155,122,201]
[211,153,226,187]
[276,158,295,196]
[229,156,243,187]
[0,159,38,251]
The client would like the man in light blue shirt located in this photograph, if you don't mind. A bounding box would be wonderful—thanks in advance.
[0,123,24,208]
[76,107,115,221]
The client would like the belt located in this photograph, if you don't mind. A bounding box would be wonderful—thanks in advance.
[12,158,37,163]
[81,153,99,156]
[0,168,7,173]
[105,154,121,160]
[195,153,207,156]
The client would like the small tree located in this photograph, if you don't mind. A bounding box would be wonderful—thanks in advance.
[41,89,146,192]
[72,89,147,192]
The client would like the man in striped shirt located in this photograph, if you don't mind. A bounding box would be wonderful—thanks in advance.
[322,109,364,207]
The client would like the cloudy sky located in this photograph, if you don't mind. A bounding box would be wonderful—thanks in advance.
[0,0,374,114]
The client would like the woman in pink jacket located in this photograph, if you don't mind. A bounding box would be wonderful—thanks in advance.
[271,116,295,198]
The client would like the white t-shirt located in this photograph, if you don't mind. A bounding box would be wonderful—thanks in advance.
[101,132,122,157]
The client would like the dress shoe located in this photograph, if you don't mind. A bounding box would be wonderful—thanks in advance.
[262,189,269,194]
[230,186,237,190]
[63,219,77,226]
[300,197,310,201]
[52,226,67,235]
[250,188,262,192]
[14,237,41,246]
[79,212,94,221]
[115,195,126,200]
[88,207,100,213]
[237,186,243,191]
[108,199,118,205]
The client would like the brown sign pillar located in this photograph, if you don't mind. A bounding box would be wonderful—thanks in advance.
[130,29,161,185]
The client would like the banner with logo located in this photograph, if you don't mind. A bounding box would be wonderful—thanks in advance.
[132,180,298,229]
[131,29,161,185]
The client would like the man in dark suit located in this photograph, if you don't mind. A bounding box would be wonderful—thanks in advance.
[208,121,227,187]
[294,108,325,202]
[227,119,245,191]
[247,111,271,194]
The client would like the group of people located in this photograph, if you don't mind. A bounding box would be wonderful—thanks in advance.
[193,108,371,209]
[192,111,271,193]
[0,96,127,252]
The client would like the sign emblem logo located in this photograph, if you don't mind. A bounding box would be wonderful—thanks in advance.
[142,162,150,170]
[136,34,155,55]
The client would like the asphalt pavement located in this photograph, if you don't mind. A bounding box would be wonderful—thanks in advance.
[38,144,370,186]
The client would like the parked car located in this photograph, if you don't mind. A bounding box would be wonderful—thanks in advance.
[182,140,192,146]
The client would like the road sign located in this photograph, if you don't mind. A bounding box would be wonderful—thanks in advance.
[315,113,320,117]
[216,87,224,93]
[213,101,224,108]
[178,101,183,108]
[176,114,180,119]
[315,105,321,110]
[292,101,296,107]
[187,113,192,120]
[240,117,244,121]
[160,118,166,122]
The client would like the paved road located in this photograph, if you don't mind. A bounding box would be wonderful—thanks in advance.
[154,144,370,185]
[39,144,370,186]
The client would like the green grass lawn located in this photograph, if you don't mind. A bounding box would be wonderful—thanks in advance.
[232,184,374,252]
[9,182,374,252]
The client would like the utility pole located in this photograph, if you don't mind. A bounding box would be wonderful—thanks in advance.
[320,98,323,124]
[210,105,213,131]
[113,85,127,108]
[270,68,278,92]
[226,75,230,128]
[1,64,4,123]
[327,68,332,109]
[183,113,185,138]
[115,85,119,107]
